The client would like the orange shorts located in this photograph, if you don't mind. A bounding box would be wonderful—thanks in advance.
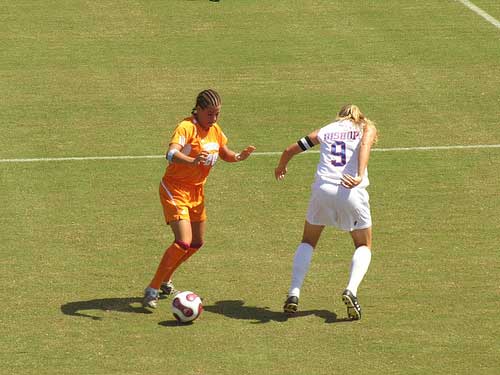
[159,179,206,224]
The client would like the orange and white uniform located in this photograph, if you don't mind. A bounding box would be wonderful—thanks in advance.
[159,116,228,223]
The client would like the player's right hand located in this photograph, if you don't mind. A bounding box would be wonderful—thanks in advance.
[193,151,209,166]
[275,165,287,180]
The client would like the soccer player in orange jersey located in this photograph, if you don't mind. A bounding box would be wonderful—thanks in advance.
[143,89,255,309]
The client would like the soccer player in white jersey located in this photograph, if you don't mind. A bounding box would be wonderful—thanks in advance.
[274,104,378,320]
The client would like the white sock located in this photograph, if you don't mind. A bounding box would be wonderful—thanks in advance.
[288,243,314,298]
[346,246,372,296]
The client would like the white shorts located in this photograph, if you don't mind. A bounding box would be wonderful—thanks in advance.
[306,182,372,232]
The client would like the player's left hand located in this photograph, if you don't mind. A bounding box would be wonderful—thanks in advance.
[237,145,256,161]
[341,174,362,189]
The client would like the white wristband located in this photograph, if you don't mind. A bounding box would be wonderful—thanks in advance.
[235,153,241,161]
[167,149,179,162]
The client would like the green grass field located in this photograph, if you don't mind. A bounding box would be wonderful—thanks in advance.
[1,1,499,374]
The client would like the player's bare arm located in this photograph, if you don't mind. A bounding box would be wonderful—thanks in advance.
[167,143,209,166]
[341,124,377,189]
[219,145,256,162]
[275,130,319,180]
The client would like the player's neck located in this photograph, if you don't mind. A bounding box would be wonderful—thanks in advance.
[193,115,212,131]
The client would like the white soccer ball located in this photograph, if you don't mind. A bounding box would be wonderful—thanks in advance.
[171,291,203,323]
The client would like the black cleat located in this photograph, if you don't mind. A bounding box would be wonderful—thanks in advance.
[342,289,361,320]
[159,281,178,299]
[283,295,299,314]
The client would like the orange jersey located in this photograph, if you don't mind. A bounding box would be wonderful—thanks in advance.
[162,116,228,186]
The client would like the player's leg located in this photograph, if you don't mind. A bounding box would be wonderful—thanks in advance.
[284,220,324,313]
[143,220,192,308]
[185,220,205,262]
[157,219,196,298]
[144,182,193,308]
[160,220,205,296]
[342,227,372,320]
[160,186,206,296]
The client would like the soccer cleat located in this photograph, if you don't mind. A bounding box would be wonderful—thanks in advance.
[283,295,299,314]
[159,280,178,298]
[142,287,159,309]
[342,289,362,320]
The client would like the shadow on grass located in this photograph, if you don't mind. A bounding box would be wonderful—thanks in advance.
[61,298,353,324]
[200,300,351,324]
[60,297,151,320]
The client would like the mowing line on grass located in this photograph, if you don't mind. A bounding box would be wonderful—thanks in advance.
[457,0,500,29]
[1,144,499,163]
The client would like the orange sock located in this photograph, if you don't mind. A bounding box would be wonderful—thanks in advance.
[180,246,200,264]
[162,243,203,284]
[149,242,188,289]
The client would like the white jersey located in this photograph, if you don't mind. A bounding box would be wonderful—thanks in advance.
[315,119,369,188]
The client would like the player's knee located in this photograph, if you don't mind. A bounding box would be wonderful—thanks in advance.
[350,228,371,249]
[175,240,190,250]
[190,242,204,250]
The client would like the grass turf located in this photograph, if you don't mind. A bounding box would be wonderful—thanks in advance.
[1,1,499,374]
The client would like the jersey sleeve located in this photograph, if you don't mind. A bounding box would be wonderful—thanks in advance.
[169,121,193,147]
[219,128,228,147]
[316,126,327,144]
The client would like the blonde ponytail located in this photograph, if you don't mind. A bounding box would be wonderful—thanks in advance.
[337,104,378,143]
